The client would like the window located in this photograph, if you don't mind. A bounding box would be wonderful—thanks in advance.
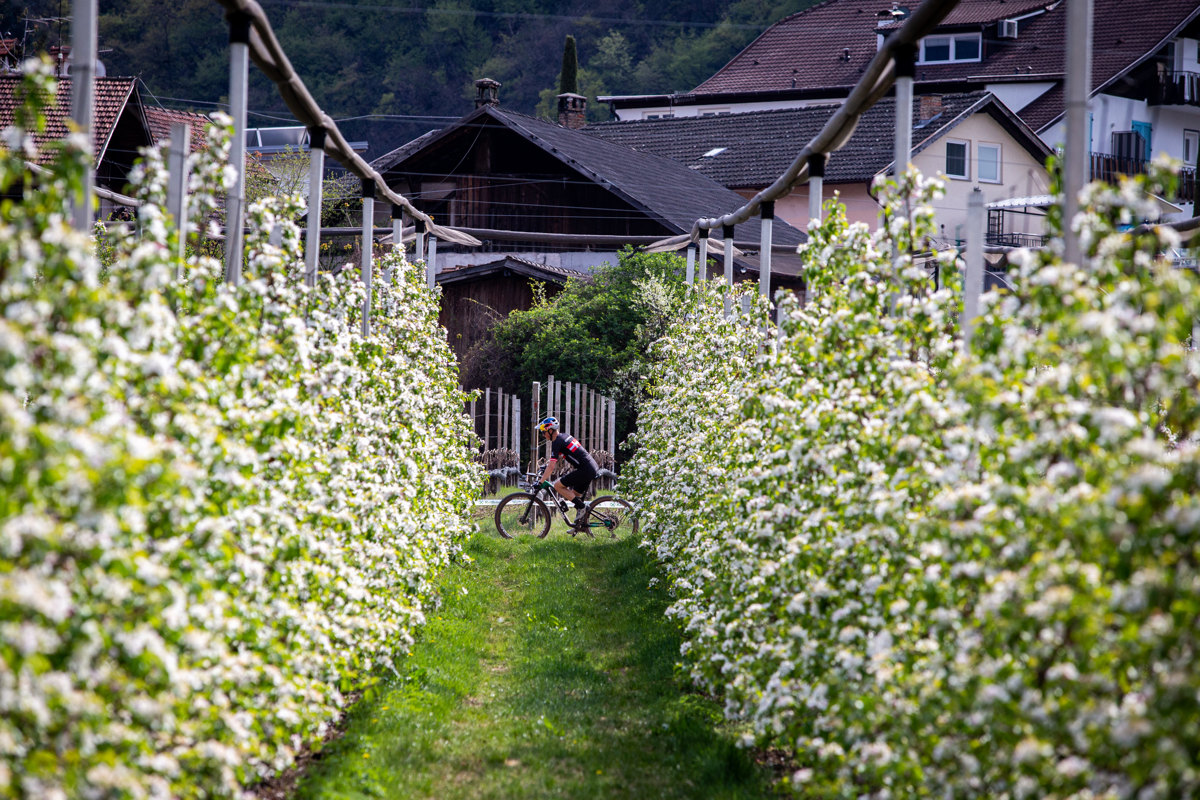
[1186,129,1199,166]
[945,140,969,179]
[977,142,1001,183]
[919,33,982,64]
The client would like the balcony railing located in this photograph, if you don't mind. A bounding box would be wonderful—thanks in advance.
[1151,69,1200,107]
[1089,152,1197,204]
[985,232,1048,248]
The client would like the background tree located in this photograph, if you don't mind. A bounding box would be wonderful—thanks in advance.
[462,248,687,462]
[559,34,578,95]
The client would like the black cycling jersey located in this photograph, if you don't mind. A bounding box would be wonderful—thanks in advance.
[550,433,600,472]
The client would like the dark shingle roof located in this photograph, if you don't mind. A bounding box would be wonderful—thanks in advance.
[378,104,806,247]
[690,0,1200,107]
[586,91,1049,187]
[0,76,140,163]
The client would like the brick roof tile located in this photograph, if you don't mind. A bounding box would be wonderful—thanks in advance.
[0,75,138,163]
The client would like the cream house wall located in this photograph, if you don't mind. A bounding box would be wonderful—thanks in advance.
[734,184,881,232]
[911,113,1050,243]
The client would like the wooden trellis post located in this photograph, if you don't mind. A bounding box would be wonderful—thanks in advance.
[483,387,491,451]
[530,381,541,474]
[512,398,521,475]
[565,381,573,438]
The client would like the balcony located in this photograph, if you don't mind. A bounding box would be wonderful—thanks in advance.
[1151,69,1200,107]
[986,231,1048,248]
[1089,152,1197,204]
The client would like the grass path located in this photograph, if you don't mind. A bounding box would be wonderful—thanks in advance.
[294,531,780,799]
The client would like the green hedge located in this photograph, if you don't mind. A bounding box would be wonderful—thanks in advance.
[629,167,1200,797]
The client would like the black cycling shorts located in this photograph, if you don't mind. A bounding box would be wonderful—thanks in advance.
[559,467,597,494]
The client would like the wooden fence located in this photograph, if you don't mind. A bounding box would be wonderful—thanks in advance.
[529,375,618,491]
[467,388,522,492]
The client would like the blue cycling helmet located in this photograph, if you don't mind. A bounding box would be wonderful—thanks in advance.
[537,416,559,433]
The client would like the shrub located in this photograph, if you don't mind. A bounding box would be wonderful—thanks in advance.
[628,164,1200,797]
[0,61,480,798]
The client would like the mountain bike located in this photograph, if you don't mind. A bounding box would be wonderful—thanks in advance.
[494,473,636,540]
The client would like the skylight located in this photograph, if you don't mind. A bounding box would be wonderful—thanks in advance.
[702,147,728,158]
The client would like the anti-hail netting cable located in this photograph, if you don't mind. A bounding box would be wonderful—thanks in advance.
[649,0,961,252]
[213,0,480,248]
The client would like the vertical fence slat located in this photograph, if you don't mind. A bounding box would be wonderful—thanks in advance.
[697,236,709,284]
[469,398,476,447]
[224,12,251,286]
[70,0,97,232]
[513,398,521,471]
[565,381,573,438]
[530,381,541,474]
[575,383,582,440]
[685,242,696,285]
[484,387,491,451]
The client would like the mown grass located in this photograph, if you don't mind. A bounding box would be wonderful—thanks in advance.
[295,530,781,800]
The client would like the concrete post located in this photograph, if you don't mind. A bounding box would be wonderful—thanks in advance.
[697,236,708,283]
[305,128,325,288]
[685,242,696,285]
[1063,0,1093,269]
[166,122,190,271]
[426,236,438,290]
[759,201,774,299]
[360,179,374,337]
[963,188,985,348]
[70,0,97,232]
[723,224,735,316]
[224,12,251,286]
[893,44,917,179]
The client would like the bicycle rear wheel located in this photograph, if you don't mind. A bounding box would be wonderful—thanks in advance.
[582,496,637,539]
[495,493,552,539]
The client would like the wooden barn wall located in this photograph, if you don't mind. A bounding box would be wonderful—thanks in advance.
[390,124,669,239]
[439,273,564,362]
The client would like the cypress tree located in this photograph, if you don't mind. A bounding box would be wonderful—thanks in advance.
[559,35,578,95]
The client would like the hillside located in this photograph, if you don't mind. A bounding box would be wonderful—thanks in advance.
[2,0,815,158]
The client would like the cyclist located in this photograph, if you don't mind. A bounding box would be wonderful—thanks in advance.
[537,416,599,523]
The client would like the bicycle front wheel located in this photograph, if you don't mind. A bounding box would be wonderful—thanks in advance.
[495,493,552,539]
[582,496,637,539]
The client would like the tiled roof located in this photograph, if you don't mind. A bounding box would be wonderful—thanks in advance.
[691,0,1200,104]
[144,107,210,152]
[379,104,806,247]
[586,91,1049,187]
[878,0,1052,29]
[0,75,138,163]
[437,255,584,286]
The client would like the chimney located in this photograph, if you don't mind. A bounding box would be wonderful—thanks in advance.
[475,78,501,108]
[918,94,944,123]
[557,92,587,129]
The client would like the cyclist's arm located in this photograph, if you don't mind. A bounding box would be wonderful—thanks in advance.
[541,457,557,484]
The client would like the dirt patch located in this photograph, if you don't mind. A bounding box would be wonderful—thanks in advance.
[247,692,360,800]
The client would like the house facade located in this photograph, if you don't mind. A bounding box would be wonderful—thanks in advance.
[371,81,807,287]
[601,0,1200,217]
[587,91,1053,246]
